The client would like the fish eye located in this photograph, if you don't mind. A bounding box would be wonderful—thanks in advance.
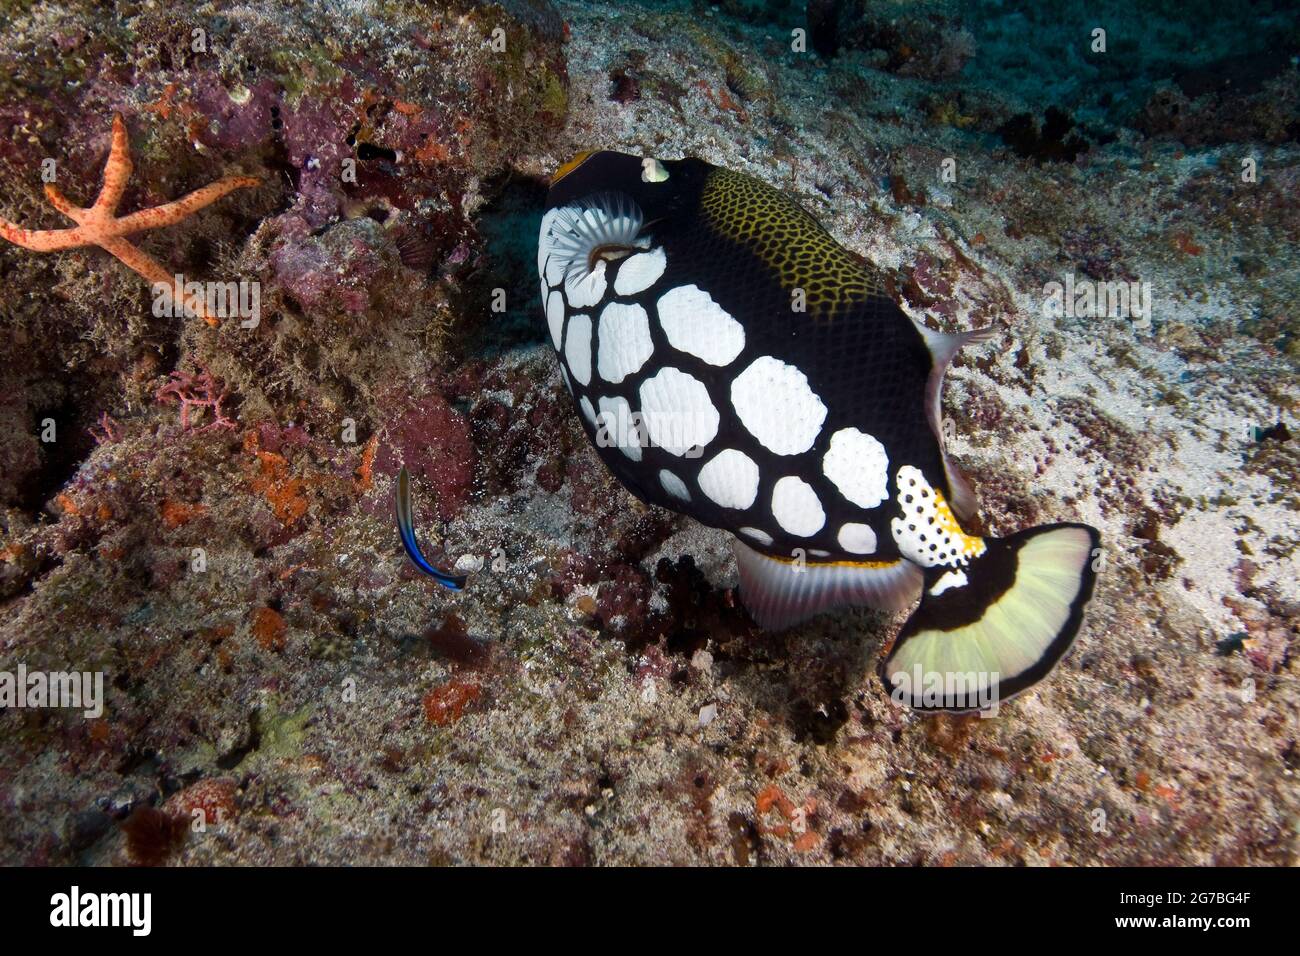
[641,158,669,183]
[590,244,639,267]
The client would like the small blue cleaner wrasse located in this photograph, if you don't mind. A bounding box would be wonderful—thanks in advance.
[395,466,468,591]
[538,151,1101,712]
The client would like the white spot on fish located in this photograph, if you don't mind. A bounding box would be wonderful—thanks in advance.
[823,428,889,508]
[564,313,593,386]
[638,367,719,457]
[596,301,654,383]
[545,253,565,287]
[597,395,644,462]
[730,356,826,455]
[659,469,691,501]
[546,288,565,350]
[614,247,667,296]
[566,258,608,309]
[656,284,745,366]
[771,476,825,537]
[697,448,759,509]
[836,522,878,554]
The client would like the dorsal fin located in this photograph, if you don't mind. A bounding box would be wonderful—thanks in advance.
[913,321,1002,525]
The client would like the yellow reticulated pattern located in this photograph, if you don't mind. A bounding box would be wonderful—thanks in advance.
[699,168,883,316]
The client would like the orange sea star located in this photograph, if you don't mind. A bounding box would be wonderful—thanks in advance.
[0,113,259,327]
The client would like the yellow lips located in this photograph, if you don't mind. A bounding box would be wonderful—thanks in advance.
[551,150,595,184]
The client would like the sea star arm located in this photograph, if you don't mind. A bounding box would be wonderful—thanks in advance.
[98,234,221,327]
[0,181,99,247]
[42,183,82,219]
[93,114,132,213]
[0,217,95,251]
[111,175,261,236]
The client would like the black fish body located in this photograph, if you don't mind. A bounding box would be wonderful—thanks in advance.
[539,151,1099,711]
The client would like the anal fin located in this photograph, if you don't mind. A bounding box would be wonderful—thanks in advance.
[733,540,923,631]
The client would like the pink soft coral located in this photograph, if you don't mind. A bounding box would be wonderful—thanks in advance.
[155,370,237,431]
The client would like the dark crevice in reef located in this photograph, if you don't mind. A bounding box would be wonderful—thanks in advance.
[789,696,851,745]
[455,172,552,358]
[596,553,870,742]
[998,107,1091,164]
[115,746,159,778]
[356,141,400,163]
[16,393,98,516]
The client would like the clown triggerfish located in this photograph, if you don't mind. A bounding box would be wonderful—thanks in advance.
[537,151,1100,712]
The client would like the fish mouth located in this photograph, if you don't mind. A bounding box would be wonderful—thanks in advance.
[551,150,595,185]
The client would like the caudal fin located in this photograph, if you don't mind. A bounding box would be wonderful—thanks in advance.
[879,523,1099,712]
